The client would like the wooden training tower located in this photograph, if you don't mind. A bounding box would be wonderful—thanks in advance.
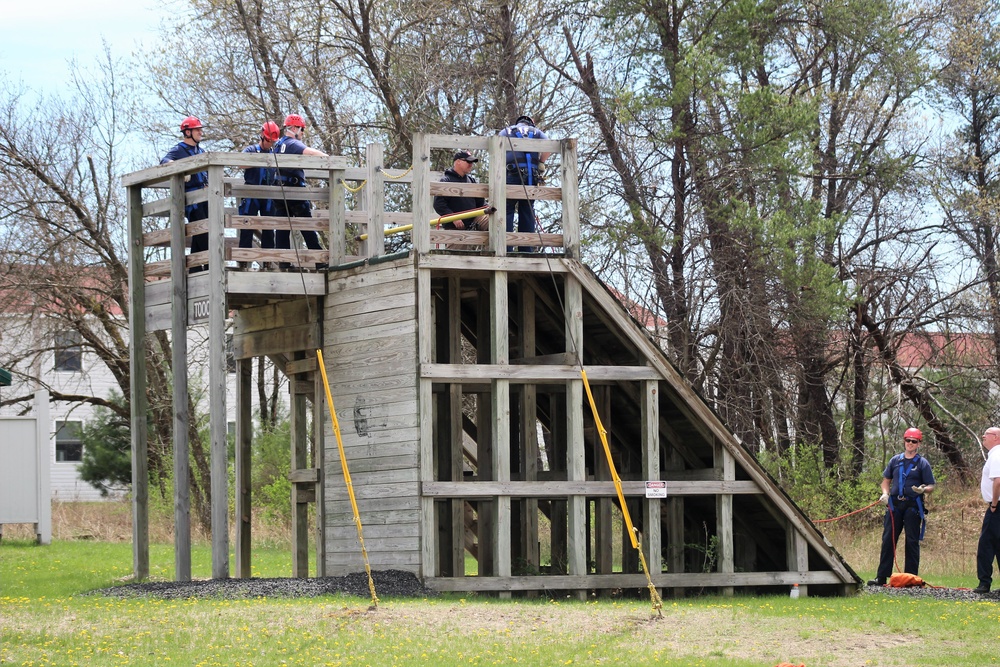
[125,133,860,597]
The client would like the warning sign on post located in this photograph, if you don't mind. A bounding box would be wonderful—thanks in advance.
[645,481,667,498]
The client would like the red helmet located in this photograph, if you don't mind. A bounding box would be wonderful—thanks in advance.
[283,114,305,128]
[180,116,203,132]
[261,121,280,142]
[904,427,923,441]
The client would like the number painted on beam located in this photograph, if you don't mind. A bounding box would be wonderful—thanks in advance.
[190,298,211,323]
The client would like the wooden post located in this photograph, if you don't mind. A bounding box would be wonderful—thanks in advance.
[448,278,465,575]
[787,525,809,597]
[560,138,580,259]
[235,357,252,578]
[412,133,430,255]
[328,167,346,266]
[520,287,539,578]
[488,135,507,256]
[475,288,494,576]
[127,183,149,582]
[641,380,661,590]
[170,174,192,582]
[207,165,229,580]
[666,435,686,598]
[34,390,51,545]
[313,368,326,577]
[595,386,613,578]
[365,144,385,258]
[491,268,511,597]
[716,439,735,596]
[418,265,437,578]
[291,364,309,578]
[565,275,586,600]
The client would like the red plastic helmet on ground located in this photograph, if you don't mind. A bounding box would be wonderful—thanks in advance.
[904,427,923,441]
[261,121,280,142]
[283,114,306,128]
[180,116,203,132]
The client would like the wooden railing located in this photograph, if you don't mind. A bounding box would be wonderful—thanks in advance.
[122,133,579,282]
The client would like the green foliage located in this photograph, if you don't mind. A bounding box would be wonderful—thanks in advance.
[252,417,293,525]
[78,393,132,497]
[759,443,882,520]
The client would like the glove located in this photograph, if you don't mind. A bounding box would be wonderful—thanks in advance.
[911,485,927,495]
[535,162,548,184]
[471,214,489,230]
[879,492,889,506]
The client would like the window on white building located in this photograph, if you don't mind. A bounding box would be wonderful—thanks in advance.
[54,331,82,372]
[55,421,83,462]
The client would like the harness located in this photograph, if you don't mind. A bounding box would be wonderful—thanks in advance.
[239,144,274,216]
[272,137,305,187]
[506,124,541,186]
[888,453,927,539]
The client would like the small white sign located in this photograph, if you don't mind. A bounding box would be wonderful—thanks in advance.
[645,480,667,498]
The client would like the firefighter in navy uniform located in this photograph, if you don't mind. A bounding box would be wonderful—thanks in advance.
[237,121,280,262]
[272,114,327,269]
[868,428,936,586]
[498,115,550,247]
[160,116,208,272]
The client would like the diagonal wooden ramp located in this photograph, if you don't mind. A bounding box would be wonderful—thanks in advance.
[321,251,861,597]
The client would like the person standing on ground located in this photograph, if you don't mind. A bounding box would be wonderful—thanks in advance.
[498,115,550,248]
[161,116,208,272]
[272,113,326,268]
[433,149,487,230]
[975,427,1000,593]
[238,121,280,265]
[868,427,936,586]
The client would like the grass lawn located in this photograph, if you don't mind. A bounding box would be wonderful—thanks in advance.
[3,539,1000,666]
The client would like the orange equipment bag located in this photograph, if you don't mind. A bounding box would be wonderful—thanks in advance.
[888,572,926,587]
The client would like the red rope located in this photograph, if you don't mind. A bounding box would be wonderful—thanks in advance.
[813,499,881,523]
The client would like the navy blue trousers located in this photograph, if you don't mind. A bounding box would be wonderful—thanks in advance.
[875,500,922,581]
[977,507,1000,588]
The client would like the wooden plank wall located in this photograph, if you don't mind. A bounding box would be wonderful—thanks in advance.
[323,258,421,573]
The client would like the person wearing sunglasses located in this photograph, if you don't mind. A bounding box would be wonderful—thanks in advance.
[868,427,936,586]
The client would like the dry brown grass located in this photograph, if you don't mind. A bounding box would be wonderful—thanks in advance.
[0,498,294,547]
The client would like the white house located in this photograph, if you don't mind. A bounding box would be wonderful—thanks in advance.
[0,315,285,502]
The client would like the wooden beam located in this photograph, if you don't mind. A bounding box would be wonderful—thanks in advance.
[421,480,762,497]
[128,183,149,582]
[560,138,580,259]
[417,254,571,274]
[169,174,192,583]
[641,380,661,583]
[424,570,848,592]
[207,165,230,579]
[235,358,252,578]
[421,363,663,382]
[565,274,586,600]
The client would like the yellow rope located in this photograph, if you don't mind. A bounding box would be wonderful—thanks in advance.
[343,179,367,194]
[580,368,664,618]
[378,165,413,179]
[316,349,379,609]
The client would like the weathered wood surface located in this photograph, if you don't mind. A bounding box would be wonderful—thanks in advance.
[421,480,762,497]
[428,181,563,202]
[323,259,420,577]
[421,363,662,382]
[424,571,849,592]
[122,152,349,186]
[427,231,564,247]
[417,254,569,273]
